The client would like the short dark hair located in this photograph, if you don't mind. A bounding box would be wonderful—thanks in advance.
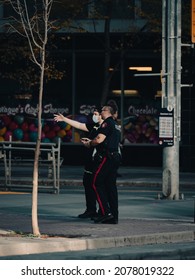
[93,106,102,113]
[102,105,114,115]
[107,100,118,114]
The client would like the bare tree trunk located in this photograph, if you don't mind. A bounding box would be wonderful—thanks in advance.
[32,142,40,236]
[32,52,45,236]
[7,0,52,236]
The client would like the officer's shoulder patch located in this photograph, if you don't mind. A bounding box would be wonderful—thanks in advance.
[102,122,107,128]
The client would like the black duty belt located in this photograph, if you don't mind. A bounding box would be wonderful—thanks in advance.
[108,151,119,155]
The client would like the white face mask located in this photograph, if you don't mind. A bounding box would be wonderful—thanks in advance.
[92,114,99,123]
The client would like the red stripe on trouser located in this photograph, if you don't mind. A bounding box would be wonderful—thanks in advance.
[92,157,107,216]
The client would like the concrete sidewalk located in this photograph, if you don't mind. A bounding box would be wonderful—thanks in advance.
[0,165,195,259]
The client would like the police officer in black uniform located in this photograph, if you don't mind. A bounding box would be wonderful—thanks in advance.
[82,105,121,224]
[54,108,103,219]
[79,109,103,218]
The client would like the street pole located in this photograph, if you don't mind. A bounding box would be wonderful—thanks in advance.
[161,0,181,199]
[120,47,125,142]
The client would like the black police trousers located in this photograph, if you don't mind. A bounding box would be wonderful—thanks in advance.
[82,170,97,213]
[92,152,121,220]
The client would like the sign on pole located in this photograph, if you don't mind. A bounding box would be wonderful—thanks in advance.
[158,108,174,147]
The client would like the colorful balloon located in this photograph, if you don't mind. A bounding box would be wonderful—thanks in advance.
[9,121,18,131]
[14,115,24,125]
[57,129,66,138]
[58,121,67,129]
[4,131,12,141]
[2,115,11,126]
[23,132,30,142]
[74,132,80,143]
[45,130,56,139]
[0,127,6,136]
[21,122,29,132]
[29,131,38,142]
[42,137,51,143]
[43,124,50,133]
[29,123,37,132]
[53,124,61,132]
[64,124,71,131]
[41,131,45,140]
[66,129,72,137]
[13,128,23,140]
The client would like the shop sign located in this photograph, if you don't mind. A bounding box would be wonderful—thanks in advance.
[0,103,69,116]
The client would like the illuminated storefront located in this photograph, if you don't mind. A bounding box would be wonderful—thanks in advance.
[0,1,194,170]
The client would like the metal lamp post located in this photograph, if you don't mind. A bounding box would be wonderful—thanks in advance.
[161,0,181,200]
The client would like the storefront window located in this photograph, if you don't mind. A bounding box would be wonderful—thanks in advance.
[0,32,162,145]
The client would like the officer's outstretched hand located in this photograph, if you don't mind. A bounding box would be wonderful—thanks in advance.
[80,138,91,148]
[54,114,64,122]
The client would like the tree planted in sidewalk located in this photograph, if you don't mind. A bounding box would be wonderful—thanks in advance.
[5,0,54,236]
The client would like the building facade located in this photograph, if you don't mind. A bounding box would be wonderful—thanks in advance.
[0,0,194,171]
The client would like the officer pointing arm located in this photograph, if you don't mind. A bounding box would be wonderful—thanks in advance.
[54,113,88,132]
